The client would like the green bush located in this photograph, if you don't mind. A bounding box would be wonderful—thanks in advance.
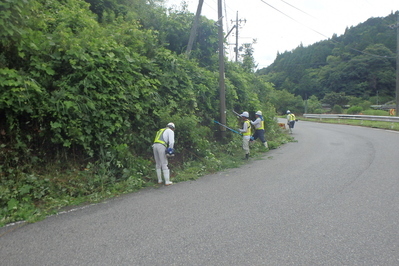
[359,100,372,111]
[332,105,343,114]
[347,106,363,114]
[306,95,322,114]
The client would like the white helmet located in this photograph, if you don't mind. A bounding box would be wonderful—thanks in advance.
[167,122,175,129]
[286,110,291,114]
[255,111,262,116]
[240,111,249,118]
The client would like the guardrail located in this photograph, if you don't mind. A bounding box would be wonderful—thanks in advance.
[303,114,399,123]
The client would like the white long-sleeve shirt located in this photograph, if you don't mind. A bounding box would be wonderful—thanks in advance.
[239,120,251,140]
[162,128,175,149]
[251,117,262,129]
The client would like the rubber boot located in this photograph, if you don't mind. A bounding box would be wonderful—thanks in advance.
[245,153,249,160]
[156,169,162,184]
[163,169,173,186]
[264,142,268,149]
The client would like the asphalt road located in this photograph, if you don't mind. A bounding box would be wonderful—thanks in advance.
[1,121,399,265]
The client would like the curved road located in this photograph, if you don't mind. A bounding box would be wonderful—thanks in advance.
[1,121,399,265]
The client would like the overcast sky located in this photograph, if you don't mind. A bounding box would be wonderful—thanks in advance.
[165,0,398,69]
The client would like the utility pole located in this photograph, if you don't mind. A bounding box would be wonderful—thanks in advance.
[217,0,226,138]
[396,11,399,116]
[230,13,246,62]
[186,0,204,56]
[389,12,399,115]
[304,93,308,114]
[235,11,239,62]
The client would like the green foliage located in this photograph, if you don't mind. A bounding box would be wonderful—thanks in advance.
[305,95,322,114]
[346,106,363,114]
[362,109,389,116]
[84,0,129,22]
[358,100,372,111]
[0,0,288,226]
[226,61,261,110]
[0,173,49,224]
[369,95,392,105]
[240,42,257,73]
[0,0,32,43]
[347,96,363,106]
[322,92,349,107]
[258,13,397,102]
[332,104,343,114]
[269,89,304,115]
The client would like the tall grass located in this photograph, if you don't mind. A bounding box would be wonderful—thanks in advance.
[1,131,293,227]
[361,110,390,116]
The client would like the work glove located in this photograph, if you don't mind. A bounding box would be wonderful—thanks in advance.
[166,148,175,156]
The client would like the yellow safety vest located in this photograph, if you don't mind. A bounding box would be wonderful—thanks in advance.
[289,113,296,121]
[257,120,265,130]
[243,120,251,136]
[154,128,167,146]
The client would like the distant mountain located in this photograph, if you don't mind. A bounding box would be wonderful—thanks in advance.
[256,12,397,101]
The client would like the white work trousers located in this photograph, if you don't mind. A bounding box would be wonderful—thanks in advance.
[153,143,168,170]
[242,136,250,154]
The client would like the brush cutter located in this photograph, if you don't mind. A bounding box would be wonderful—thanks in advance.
[214,120,254,140]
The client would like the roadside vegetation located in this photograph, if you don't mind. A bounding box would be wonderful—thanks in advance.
[301,117,399,131]
[1,127,293,227]
[0,0,294,227]
[299,94,399,131]
[1,1,396,227]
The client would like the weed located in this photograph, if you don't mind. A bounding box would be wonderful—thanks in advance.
[1,129,293,227]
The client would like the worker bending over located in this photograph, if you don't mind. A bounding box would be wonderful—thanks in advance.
[153,122,175,185]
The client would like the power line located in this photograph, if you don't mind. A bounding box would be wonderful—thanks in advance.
[222,0,235,60]
[279,0,317,19]
[259,0,329,38]
[259,0,396,59]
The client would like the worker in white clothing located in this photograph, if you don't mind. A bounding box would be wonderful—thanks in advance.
[251,110,268,148]
[153,122,175,185]
[238,111,252,160]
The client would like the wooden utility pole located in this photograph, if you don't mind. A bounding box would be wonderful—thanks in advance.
[396,11,399,116]
[186,0,204,56]
[217,0,226,138]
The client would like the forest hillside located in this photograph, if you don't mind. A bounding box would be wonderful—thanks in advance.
[257,12,397,106]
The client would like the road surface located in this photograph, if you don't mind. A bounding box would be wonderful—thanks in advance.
[1,121,399,265]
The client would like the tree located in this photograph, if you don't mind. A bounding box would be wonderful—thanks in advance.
[305,95,322,114]
[270,89,304,115]
[296,68,322,98]
[256,14,397,102]
[322,92,349,107]
[240,41,257,73]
